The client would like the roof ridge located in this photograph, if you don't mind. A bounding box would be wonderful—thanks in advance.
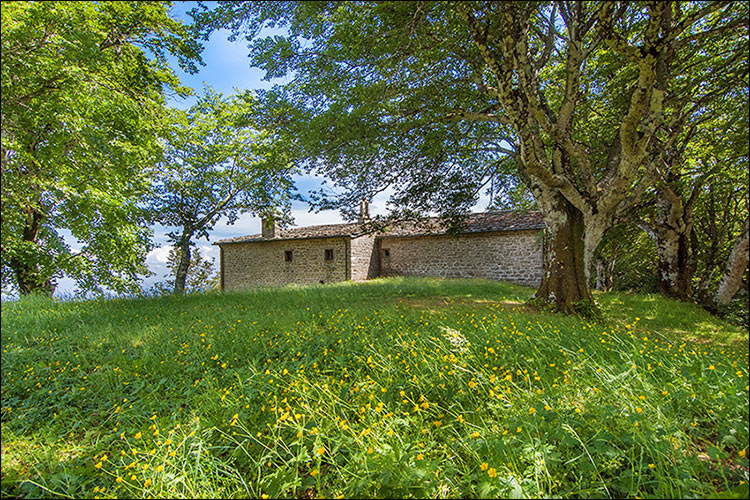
[214,209,543,245]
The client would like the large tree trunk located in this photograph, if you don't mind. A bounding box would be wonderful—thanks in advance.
[533,191,595,314]
[714,218,749,306]
[173,231,193,295]
[9,207,55,296]
[654,228,693,300]
[9,258,55,296]
[636,184,697,301]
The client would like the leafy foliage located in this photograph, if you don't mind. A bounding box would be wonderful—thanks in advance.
[148,86,298,293]
[193,1,748,311]
[1,1,202,296]
[192,1,530,222]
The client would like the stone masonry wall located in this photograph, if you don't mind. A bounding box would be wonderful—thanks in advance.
[379,230,543,287]
[221,237,349,290]
[350,234,379,281]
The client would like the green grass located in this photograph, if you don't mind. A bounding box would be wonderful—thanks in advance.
[2,277,748,499]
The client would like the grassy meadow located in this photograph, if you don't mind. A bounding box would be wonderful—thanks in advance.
[1,277,748,499]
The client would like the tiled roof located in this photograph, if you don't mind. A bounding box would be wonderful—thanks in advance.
[381,210,544,238]
[215,210,544,245]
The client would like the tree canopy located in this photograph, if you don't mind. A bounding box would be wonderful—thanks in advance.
[1,1,202,296]
[150,86,297,294]
[194,0,748,313]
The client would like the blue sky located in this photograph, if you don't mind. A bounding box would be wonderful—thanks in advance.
[52,1,490,297]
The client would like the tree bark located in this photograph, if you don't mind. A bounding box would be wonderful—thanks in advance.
[595,257,606,291]
[655,229,693,300]
[9,207,55,296]
[456,2,681,315]
[9,257,56,296]
[714,218,749,306]
[173,231,194,295]
[637,184,697,301]
[533,190,595,314]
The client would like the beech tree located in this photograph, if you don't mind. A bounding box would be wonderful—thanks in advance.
[692,174,749,307]
[627,23,748,301]
[150,87,296,295]
[713,218,749,307]
[195,1,747,313]
[1,1,202,296]
[631,120,748,301]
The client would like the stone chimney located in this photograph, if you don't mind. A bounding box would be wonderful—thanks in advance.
[261,217,278,239]
[358,200,370,224]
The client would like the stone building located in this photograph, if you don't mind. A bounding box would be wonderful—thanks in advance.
[215,207,544,291]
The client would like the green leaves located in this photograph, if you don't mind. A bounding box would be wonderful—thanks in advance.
[1,1,203,296]
[148,86,298,293]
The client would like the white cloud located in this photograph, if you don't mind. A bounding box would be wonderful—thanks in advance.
[146,246,173,265]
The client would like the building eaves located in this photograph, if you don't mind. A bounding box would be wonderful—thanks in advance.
[214,210,544,246]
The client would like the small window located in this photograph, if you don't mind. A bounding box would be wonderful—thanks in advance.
[383,248,390,257]
[285,250,293,262]
[325,249,334,261]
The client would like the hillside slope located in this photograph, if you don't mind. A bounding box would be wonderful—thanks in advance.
[2,278,748,498]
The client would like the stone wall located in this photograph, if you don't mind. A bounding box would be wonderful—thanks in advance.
[221,237,349,290]
[378,230,543,287]
[350,233,379,281]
